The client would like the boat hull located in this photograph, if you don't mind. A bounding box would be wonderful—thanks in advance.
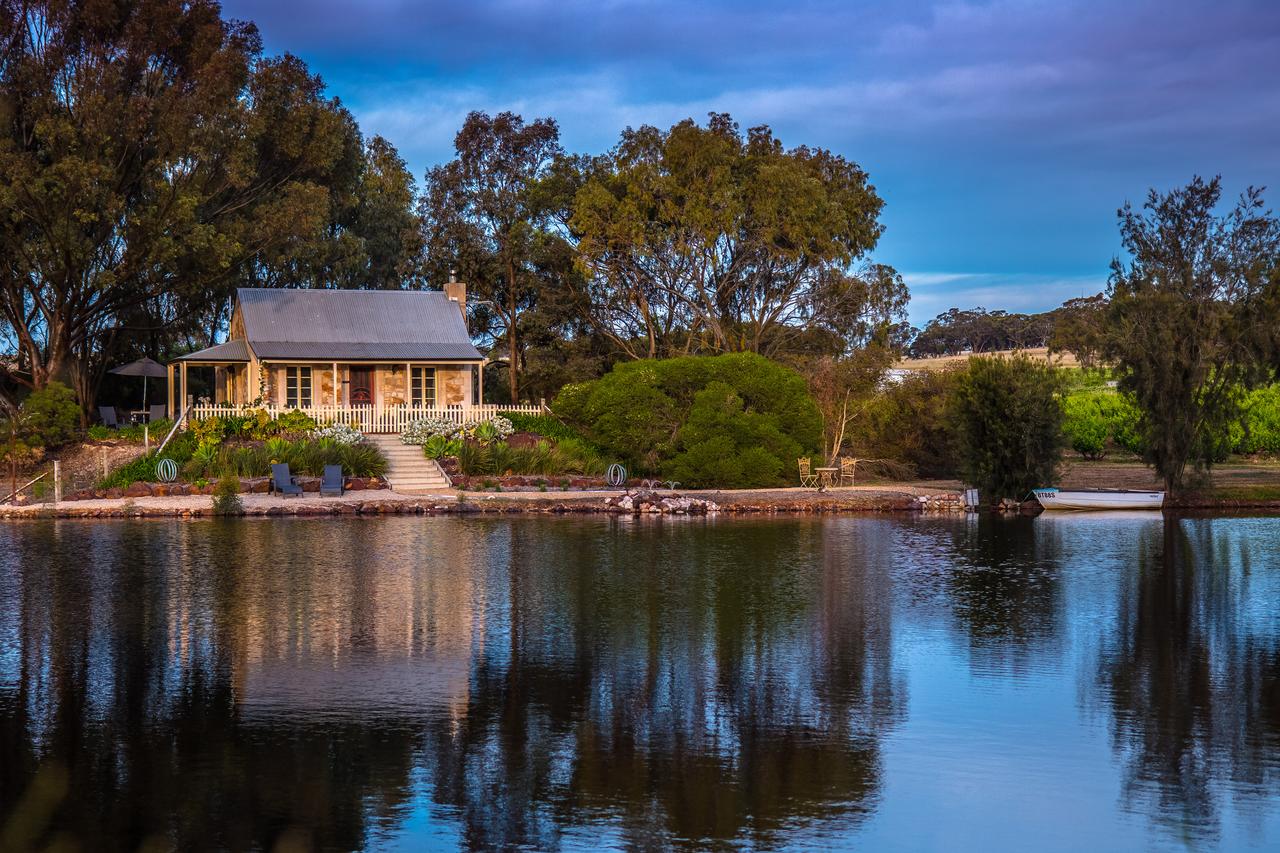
[1032,488,1164,511]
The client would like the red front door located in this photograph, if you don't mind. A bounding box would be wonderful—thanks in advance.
[349,366,373,405]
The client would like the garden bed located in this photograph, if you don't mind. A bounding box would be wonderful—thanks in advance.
[58,475,387,502]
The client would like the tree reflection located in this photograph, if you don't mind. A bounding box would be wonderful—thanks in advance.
[1094,517,1280,841]
[935,516,1064,672]
[1,517,903,851]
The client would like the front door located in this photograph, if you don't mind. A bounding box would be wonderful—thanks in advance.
[349,366,374,405]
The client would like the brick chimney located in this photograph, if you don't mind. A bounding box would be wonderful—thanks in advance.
[443,268,466,320]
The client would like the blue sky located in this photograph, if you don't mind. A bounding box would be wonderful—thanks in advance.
[222,0,1280,326]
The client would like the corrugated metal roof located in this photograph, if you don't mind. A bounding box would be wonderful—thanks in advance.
[237,288,481,360]
[177,340,250,362]
[250,342,483,361]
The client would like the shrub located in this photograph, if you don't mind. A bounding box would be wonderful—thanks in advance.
[87,424,113,441]
[338,442,388,478]
[1061,394,1109,459]
[211,475,244,516]
[99,454,158,489]
[845,368,962,479]
[312,422,364,445]
[553,352,821,487]
[22,382,80,448]
[422,434,460,459]
[953,355,1065,501]
[1238,385,1280,454]
[401,415,514,445]
[500,412,585,443]
[274,409,318,436]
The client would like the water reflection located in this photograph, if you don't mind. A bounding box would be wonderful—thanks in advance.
[1091,517,1280,842]
[1,515,1279,851]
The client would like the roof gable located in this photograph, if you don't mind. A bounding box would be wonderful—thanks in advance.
[235,288,482,361]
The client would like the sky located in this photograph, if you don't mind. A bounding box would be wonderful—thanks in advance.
[221,0,1280,326]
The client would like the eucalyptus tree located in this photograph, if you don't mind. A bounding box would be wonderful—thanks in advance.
[0,0,386,412]
[1106,176,1280,492]
[565,114,906,359]
[420,111,565,403]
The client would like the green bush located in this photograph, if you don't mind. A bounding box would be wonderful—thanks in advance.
[1060,390,1144,459]
[953,355,1065,501]
[1062,394,1109,459]
[1238,386,1280,454]
[101,436,386,487]
[211,475,244,516]
[553,352,821,487]
[23,382,80,448]
[846,368,962,479]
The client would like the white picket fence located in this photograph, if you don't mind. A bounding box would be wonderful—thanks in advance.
[189,403,545,434]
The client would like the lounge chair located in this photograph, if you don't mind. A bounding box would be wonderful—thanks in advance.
[98,406,119,429]
[797,457,818,489]
[270,463,303,497]
[839,457,856,486]
[320,465,344,497]
[149,403,166,422]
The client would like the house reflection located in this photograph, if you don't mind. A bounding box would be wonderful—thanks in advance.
[1,518,903,851]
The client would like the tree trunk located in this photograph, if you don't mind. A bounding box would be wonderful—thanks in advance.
[507,256,519,404]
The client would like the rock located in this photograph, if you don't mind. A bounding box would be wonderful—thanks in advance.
[301,479,319,493]
[152,484,169,497]
[248,479,270,494]
[123,482,152,498]
[346,478,366,491]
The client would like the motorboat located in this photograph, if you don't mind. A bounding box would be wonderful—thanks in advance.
[1031,487,1164,511]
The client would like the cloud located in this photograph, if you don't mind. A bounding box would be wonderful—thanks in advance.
[221,0,1280,311]
[903,272,1107,325]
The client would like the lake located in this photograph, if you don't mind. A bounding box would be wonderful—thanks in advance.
[2,514,1279,851]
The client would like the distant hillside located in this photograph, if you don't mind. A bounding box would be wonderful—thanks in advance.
[896,347,1082,372]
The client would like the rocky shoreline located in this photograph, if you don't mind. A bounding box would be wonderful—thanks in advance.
[3,485,1275,520]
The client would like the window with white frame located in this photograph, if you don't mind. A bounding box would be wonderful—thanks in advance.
[285,366,312,407]
[411,367,436,407]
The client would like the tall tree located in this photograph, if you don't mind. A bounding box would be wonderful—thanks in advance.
[420,111,564,403]
[1105,176,1280,492]
[0,1,373,413]
[565,114,905,359]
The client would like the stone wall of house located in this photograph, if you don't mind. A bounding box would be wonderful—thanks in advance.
[437,366,472,407]
[318,365,337,405]
[379,365,411,406]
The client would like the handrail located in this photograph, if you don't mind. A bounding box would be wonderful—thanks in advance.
[156,403,193,457]
[1,471,46,505]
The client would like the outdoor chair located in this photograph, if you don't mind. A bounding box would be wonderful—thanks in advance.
[839,457,856,486]
[98,406,119,429]
[149,404,166,422]
[320,465,344,498]
[270,463,303,497]
[797,457,819,489]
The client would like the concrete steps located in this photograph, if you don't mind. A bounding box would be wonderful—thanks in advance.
[366,435,451,492]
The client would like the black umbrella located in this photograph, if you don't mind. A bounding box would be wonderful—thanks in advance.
[108,357,168,412]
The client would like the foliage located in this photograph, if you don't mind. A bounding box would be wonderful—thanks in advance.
[1048,294,1109,367]
[845,369,963,479]
[500,412,585,443]
[1238,386,1280,455]
[553,352,821,487]
[211,476,244,516]
[908,307,1054,357]
[563,113,905,359]
[796,346,895,465]
[1061,390,1144,459]
[457,439,606,477]
[1105,176,1280,492]
[17,382,81,448]
[422,435,462,460]
[0,1,418,414]
[421,111,565,403]
[312,422,365,446]
[402,415,514,445]
[102,436,386,488]
[952,355,1066,500]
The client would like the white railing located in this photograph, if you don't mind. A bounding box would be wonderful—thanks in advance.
[189,402,546,433]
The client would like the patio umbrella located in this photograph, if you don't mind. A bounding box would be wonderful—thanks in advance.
[108,357,169,411]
